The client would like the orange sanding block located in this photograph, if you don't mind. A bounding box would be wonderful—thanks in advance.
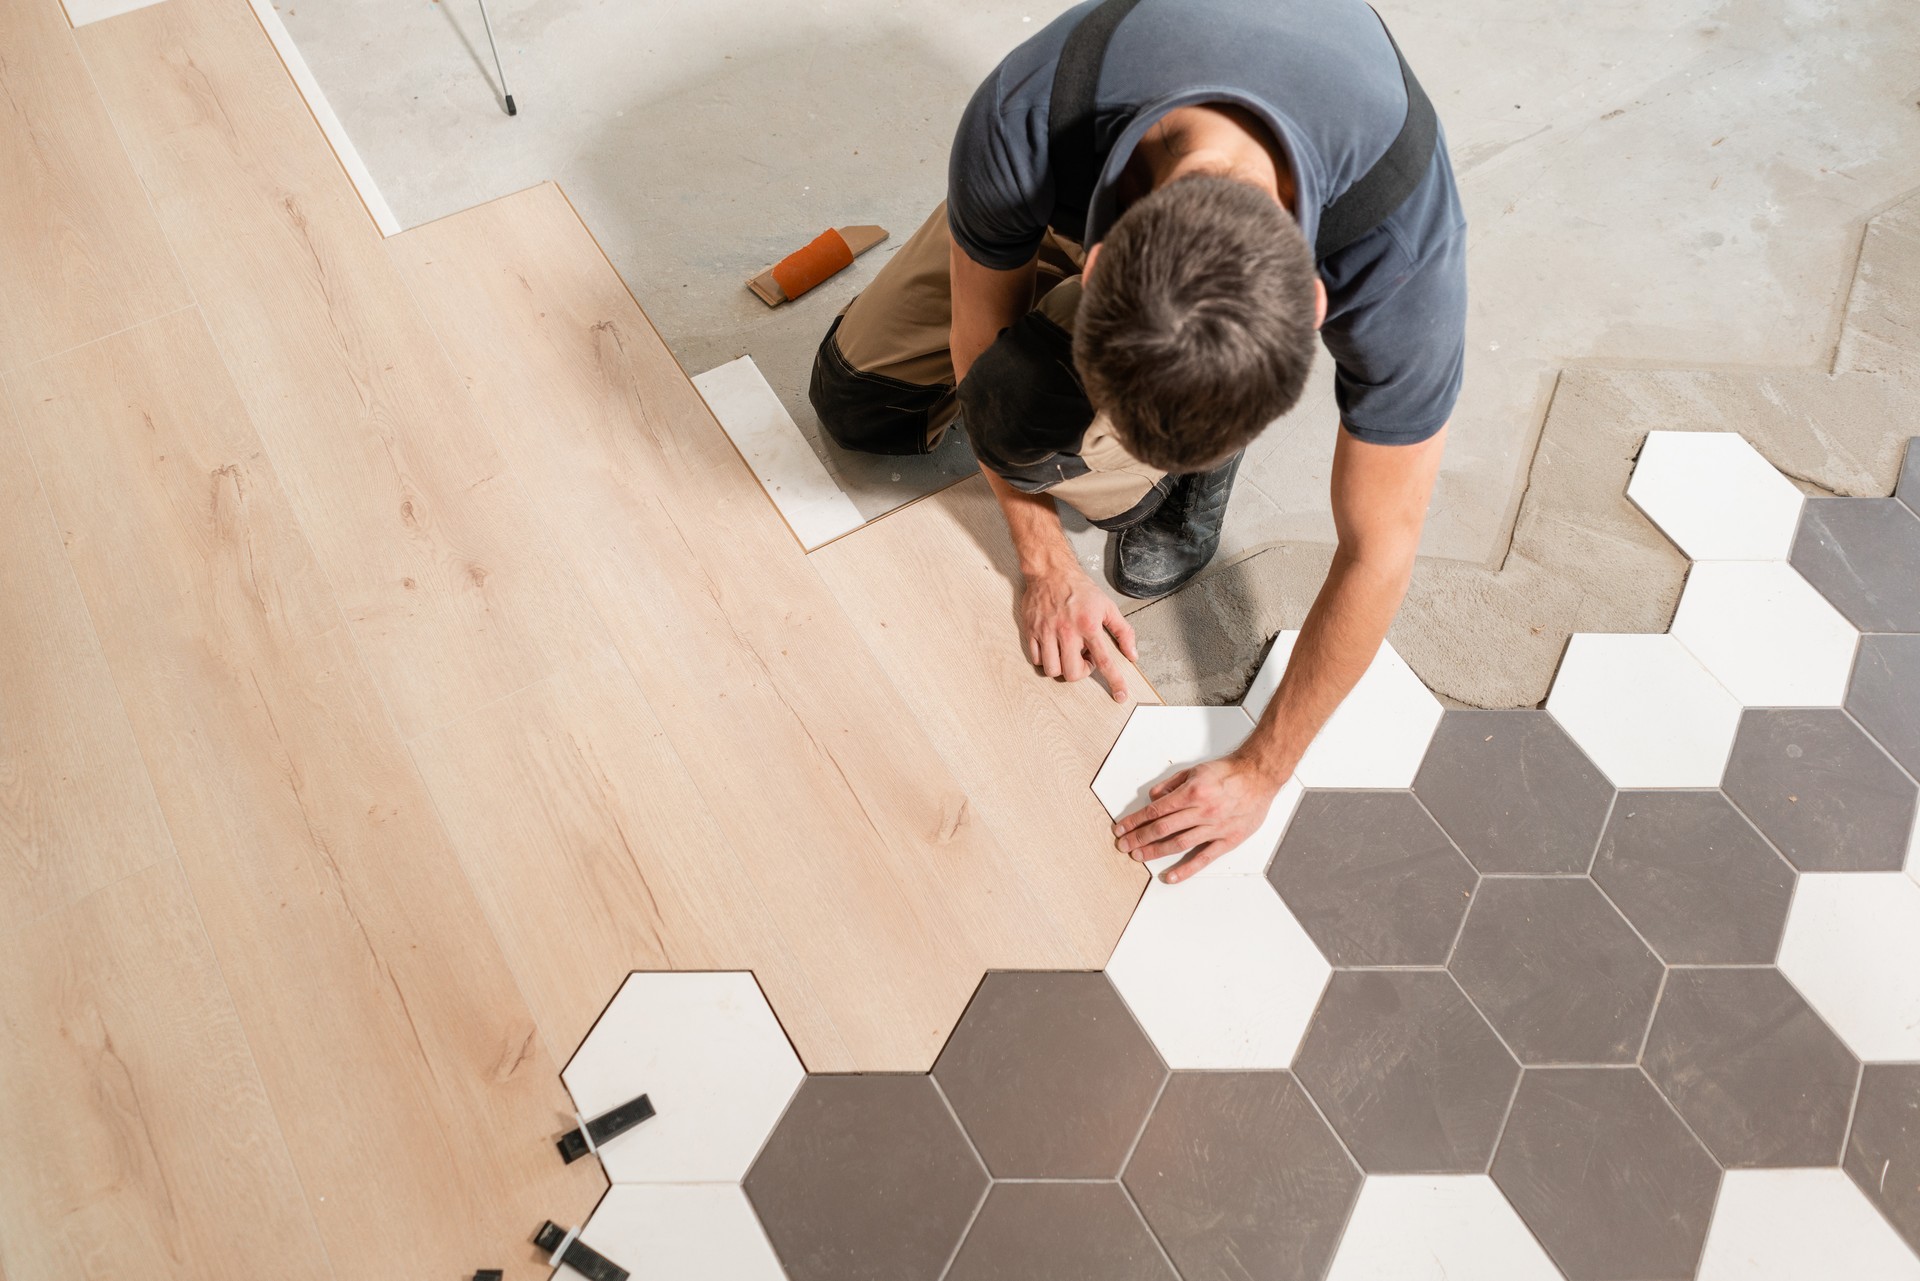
[748,225,889,306]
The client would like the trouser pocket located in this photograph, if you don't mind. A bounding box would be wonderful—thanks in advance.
[809,316,955,457]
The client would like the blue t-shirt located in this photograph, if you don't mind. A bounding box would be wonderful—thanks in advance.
[948,0,1467,444]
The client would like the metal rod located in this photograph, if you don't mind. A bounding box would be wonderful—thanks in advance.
[474,0,517,116]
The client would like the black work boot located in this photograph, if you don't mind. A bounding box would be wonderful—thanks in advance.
[1104,453,1241,600]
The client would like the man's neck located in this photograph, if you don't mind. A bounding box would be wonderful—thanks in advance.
[1129,103,1296,214]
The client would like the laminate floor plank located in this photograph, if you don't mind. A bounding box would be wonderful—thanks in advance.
[411,646,844,1065]
[0,392,174,930]
[392,184,1062,1071]
[0,860,332,1281]
[0,0,190,372]
[812,476,1150,961]
[6,309,602,1281]
[74,0,607,739]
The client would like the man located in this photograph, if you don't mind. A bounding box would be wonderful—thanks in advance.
[810,0,1466,881]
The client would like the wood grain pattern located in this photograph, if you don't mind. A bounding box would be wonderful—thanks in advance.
[0,392,174,930]
[0,859,332,1281]
[391,184,1066,1070]
[0,0,190,372]
[6,309,601,1281]
[74,0,606,738]
[411,645,844,1064]
[812,476,1151,961]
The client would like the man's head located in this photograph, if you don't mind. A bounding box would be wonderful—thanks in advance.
[1075,175,1323,473]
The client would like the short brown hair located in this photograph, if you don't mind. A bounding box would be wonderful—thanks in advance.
[1074,175,1318,472]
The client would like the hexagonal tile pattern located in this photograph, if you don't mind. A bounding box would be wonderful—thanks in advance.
[1449,877,1664,1065]
[573,1184,786,1280]
[931,971,1165,1179]
[1324,1175,1562,1280]
[944,1182,1176,1281]
[1778,872,1920,1061]
[1266,792,1478,967]
[1412,709,1616,875]
[743,1074,988,1281]
[1670,561,1859,706]
[1697,1169,1920,1280]
[1091,704,1303,878]
[1547,632,1743,788]
[561,971,804,1182]
[1244,633,1443,788]
[1850,634,1920,777]
[1642,968,1858,1168]
[1627,430,1805,561]
[1791,497,1920,633]
[1591,791,1796,964]
[1723,709,1919,871]
[1294,971,1519,1173]
[1125,1071,1362,1281]
[1492,1067,1721,1281]
[1844,1064,1920,1257]
[1104,876,1330,1069]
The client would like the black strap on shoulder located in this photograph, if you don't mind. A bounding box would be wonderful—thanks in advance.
[1314,16,1438,259]
[1048,0,1145,242]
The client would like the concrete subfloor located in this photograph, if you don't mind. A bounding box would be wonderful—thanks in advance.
[280,0,1920,706]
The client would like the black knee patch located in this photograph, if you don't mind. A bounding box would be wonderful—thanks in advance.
[808,317,954,457]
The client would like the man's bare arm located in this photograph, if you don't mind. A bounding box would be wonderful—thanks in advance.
[952,235,1139,699]
[1114,424,1448,880]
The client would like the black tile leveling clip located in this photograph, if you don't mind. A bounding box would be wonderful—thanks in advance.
[556,1093,655,1164]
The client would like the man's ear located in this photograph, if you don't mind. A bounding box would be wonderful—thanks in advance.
[1313,277,1328,330]
[1082,241,1102,282]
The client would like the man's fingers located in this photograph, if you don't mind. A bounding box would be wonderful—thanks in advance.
[1107,606,1141,665]
[1164,840,1221,884]
[1040,634,1063,679]
[1132,826,1212,861]
[1148,769,1192,801]
[1060,635,1091,683]
[1087,633,1130,703]
[1027,633,1040,669]
[1119,811,1201,853]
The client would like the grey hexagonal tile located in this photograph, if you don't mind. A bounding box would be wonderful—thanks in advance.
[1125,1071,1361,1281]
[1449,877,1664,1065]
[931,971,1165,1179]
[744,1075,988,1281]
[1723,709,1919,871]
[1790,497,1920,633]
[1266,792,1478,967]
[1294,970,1520,1174]
[944,1182,1175,1281]
[1845,1064,1920,1257]
[1492,1067,1721,1281]
[1413,709,1616,876]
[1849,634,1920,777]
[1643,967,1858,1168]
[1591,791,1796,964]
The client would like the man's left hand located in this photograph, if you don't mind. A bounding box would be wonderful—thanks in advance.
[1113,753,1280,884]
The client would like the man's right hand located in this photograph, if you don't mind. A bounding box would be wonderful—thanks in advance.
[1021,565,1138,702]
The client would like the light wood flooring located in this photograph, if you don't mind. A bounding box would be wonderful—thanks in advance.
[0,0,1151,1274]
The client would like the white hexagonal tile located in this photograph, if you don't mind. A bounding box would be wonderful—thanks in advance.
[1697,1168,1920,1279]
[1092,704,1302,878]
[1671,561,1859,707]
[562,971,803,1182]
[1546,633,1743,788]
[1243,633,1442,788]
[1325,1176,1561,1281]
[1627,431,1805,560]
[1778,873,1920,1062]
[569,1183,787,1280]
[1104,876,1329,1068]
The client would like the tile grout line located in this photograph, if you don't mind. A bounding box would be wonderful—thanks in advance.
[929,1073,994,1281]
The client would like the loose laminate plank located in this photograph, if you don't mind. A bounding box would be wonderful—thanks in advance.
[0,860,331,1281]
[812,476,1151,962]
[411,646,844,1065]
[75,0,605,738]
[0,391,173,930]
[6,309,602,1281]
[392,184,1060,1071]
[0,0,190,372]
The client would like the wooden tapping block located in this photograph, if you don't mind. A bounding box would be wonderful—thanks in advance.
[748,225,888,306]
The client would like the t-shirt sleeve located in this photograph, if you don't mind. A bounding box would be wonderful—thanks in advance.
[1319,221,1468,445]
[947,65,1055,271]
